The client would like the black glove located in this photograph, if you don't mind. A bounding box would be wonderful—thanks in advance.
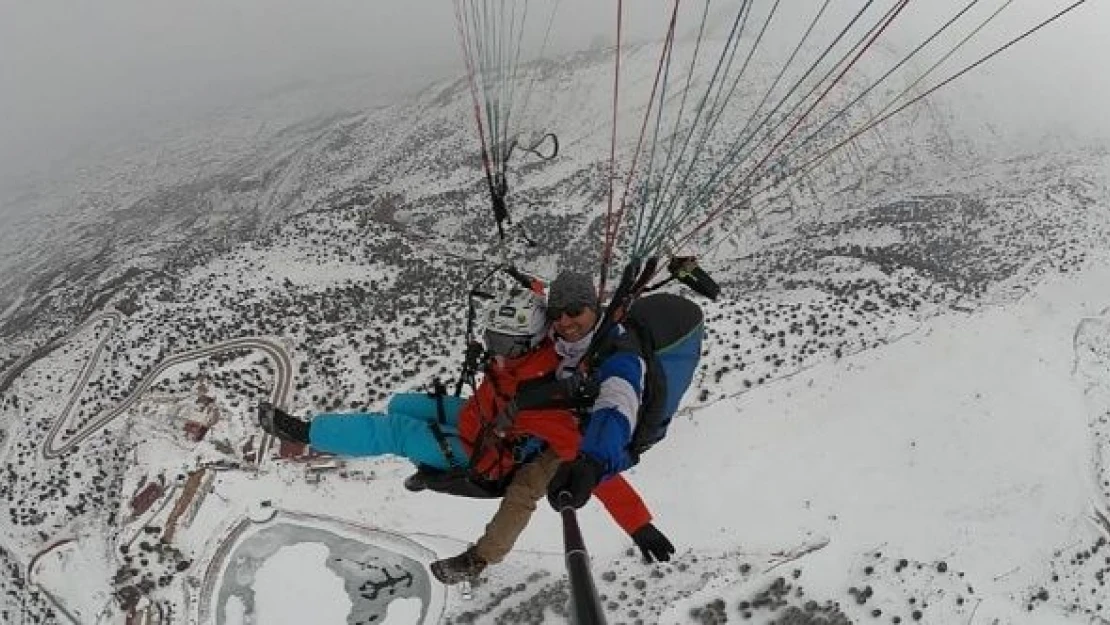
[630,523,675,563]
[547,455,604,510]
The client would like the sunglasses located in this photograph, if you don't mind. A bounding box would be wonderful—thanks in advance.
[546,303,590,322]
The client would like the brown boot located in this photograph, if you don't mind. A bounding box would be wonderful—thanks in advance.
[430,546,487,585]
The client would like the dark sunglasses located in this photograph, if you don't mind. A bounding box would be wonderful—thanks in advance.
[546,303,589,321]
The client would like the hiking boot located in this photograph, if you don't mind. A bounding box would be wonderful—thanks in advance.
[430,547,487,585]
[403,470,430,492]
[257,402,310,444]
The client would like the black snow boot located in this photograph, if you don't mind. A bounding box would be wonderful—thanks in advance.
[404,469,432,492]
[430,547,487,585]
[257,402,310,444]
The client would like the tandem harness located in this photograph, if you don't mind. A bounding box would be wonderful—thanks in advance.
[409,379,512,499]
[410,371,599,499]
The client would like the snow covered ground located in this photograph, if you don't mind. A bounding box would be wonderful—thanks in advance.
[419,257,1110,625]
[154,252,1110,625]
[25,252,1110,625]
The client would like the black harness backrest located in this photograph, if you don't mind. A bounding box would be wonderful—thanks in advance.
[623,293,704,456]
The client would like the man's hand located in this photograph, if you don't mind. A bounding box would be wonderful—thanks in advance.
[547,455,604,510]
[630,523,675,563]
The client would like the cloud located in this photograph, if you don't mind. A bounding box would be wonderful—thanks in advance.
[0,0,463,189]
[1,0,1106,199]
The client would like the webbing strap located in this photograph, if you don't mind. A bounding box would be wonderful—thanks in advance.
[430,379,462,469]
[433,379,449,425]
[428,421,463,470]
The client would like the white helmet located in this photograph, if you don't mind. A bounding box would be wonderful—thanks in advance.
[483,284,548,358]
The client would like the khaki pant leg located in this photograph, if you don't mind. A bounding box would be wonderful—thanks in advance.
[473,449,563,564]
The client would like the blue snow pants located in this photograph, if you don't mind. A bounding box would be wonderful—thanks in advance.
[308,392,469,470]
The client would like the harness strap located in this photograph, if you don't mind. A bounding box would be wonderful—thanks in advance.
[429,379,463,470]
[433,379,449,425]
[427,421,463,470]
[493,399,519,437]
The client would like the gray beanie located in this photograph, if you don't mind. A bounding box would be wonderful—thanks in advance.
[547,271,598,314]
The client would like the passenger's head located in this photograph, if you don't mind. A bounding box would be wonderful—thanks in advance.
[483,284,548,359]
[546,271,599,343]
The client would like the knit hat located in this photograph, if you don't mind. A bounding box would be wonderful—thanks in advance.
[547,271,598,319]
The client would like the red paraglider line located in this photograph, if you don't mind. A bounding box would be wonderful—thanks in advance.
[454,1,497,210]
[599,0,624,299]
[602,0,680,289]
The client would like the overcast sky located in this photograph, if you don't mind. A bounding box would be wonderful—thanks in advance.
[1,0,1107,198]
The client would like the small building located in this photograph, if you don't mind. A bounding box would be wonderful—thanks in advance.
[278,439,308,459]
[130,482,165,517]
[304,458,343,484]
[183,421,209,442]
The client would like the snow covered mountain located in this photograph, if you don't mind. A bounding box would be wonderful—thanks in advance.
[1,32,1110,625]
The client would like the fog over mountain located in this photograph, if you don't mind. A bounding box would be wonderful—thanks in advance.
[2,0,1108,202]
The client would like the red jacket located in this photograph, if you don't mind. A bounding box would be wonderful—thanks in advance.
[457,338,576,476]
[457,339,652,535]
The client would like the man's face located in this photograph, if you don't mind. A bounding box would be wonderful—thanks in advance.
[551,305,598,343]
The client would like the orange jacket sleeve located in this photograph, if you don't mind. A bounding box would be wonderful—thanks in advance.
[512,410,581,461]
[592,474,652,535]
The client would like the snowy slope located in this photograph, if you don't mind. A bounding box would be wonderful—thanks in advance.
[1,28,1110,625]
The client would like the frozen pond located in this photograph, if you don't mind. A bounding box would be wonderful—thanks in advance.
[213,520,433,624]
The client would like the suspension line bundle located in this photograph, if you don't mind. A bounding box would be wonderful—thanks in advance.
[453,0,562,241]
[598,0,1094,295]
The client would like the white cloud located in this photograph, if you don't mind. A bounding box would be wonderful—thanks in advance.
[0,0,1106,196]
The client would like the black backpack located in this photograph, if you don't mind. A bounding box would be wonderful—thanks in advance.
[619,293,705,457]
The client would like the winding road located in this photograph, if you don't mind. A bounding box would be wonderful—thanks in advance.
[35,310,293,459]
[6,310,297,624]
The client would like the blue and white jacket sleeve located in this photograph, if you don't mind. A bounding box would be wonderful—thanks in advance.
[580,348,644,477]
